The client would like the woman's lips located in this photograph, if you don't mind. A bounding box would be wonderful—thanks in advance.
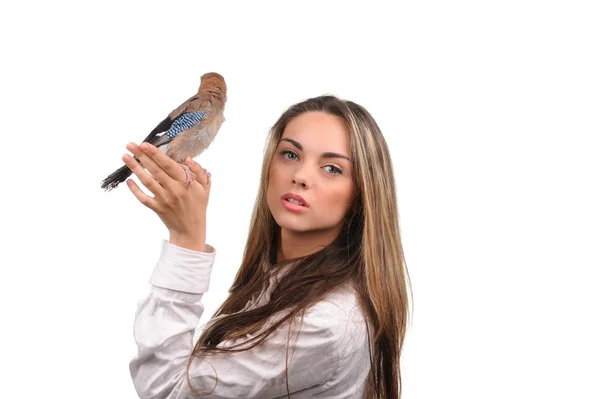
[280,198,309,213]
[281,192,308,206]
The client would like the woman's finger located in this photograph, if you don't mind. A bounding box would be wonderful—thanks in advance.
[126,143,177,188]
[139,143,187,183]
[125,179,160,211]
[122,154,165,196]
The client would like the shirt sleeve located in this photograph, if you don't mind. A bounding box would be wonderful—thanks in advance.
[129,240,342,399]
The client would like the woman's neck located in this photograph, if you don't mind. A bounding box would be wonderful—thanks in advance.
[276,228,339,262]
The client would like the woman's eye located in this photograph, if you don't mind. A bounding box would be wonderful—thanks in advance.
[281,150,298,160]
[280,150,342,175]
[324,165,343,175]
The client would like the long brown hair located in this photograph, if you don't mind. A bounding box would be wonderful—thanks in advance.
[187,95,412,398]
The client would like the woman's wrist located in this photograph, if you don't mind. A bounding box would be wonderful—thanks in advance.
[168,232,207,252]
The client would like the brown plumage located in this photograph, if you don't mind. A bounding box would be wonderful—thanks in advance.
[101,72,227,191]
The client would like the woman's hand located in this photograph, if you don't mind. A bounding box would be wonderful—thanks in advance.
[122,142,211,252]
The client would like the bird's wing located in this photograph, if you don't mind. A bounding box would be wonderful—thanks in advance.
[168,95,204,120]
[141,91,205,145]
[148,110,208,148]
[140,115,173,145]
[146,132,171,149]
[138,95,204,148]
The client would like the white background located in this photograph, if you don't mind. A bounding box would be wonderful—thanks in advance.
[1,1,598,398]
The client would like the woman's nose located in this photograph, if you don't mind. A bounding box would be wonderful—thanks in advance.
[291,168,308,188]
[292,176,307,188]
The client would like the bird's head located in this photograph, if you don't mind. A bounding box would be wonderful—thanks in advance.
[200,72,227,94]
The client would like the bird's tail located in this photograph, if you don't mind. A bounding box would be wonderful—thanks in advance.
[101,163,134,191]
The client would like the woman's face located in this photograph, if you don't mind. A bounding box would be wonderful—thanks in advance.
[267,111,355,239]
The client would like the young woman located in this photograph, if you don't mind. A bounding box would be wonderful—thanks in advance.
[124,95,412,398]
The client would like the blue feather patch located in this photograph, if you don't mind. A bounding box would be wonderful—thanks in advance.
[166,110,207,139]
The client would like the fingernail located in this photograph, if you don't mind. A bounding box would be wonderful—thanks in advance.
[122,154,131,163]
[140,143,150,151]
[126,143,136,152]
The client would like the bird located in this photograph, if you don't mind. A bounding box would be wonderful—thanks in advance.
[101,72,227,191]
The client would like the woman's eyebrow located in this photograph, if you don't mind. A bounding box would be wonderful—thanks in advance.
[280,138,351,161]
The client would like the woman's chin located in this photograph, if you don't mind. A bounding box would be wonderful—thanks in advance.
[274,216,313,234]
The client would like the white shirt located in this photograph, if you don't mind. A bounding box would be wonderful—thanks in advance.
[130,240,373,398]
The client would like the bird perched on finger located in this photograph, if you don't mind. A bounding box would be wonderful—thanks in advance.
[101,72,227,191]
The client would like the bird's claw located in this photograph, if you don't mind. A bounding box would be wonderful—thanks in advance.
[180,163,196,189]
